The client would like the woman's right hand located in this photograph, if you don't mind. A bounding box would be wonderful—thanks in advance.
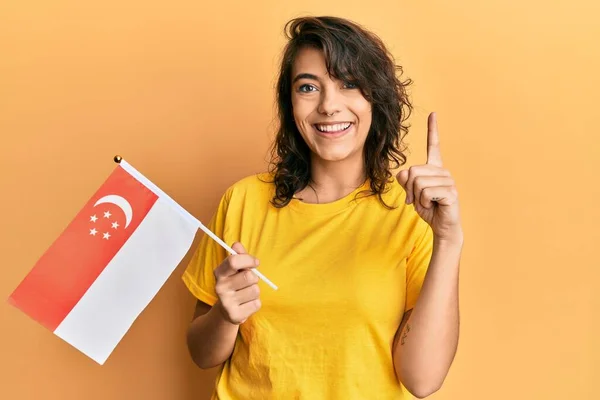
[213,242,262,325]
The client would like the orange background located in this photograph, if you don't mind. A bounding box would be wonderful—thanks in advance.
[1,1,598,399]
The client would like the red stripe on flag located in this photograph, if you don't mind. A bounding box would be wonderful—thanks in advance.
[8,165,159,331]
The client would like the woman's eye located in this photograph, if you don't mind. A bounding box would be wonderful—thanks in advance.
[298,84,317,92]
[343,81,359,89]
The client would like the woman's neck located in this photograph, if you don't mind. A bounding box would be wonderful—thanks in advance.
[296,156,366,204]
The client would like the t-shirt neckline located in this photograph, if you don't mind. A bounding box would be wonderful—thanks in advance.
[287,179,372,215]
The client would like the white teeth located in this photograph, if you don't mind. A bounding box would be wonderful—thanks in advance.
[316,123,351,132]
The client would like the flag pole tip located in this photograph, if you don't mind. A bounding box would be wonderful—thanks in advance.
[113,155,122,164]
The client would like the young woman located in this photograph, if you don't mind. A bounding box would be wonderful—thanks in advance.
[183,16,463,399]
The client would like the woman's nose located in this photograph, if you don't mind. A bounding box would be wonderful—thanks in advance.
[317,87,342,116]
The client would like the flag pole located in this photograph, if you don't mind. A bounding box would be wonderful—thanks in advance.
[113,155,278,291]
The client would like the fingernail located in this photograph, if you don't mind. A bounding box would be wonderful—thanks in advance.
[255,259,260,266]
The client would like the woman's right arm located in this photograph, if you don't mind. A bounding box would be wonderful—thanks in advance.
[186,242,262,369]
[186,300,240,369]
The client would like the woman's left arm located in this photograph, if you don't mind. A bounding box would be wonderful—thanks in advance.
[392,236,463,398]
[394,112,464,398]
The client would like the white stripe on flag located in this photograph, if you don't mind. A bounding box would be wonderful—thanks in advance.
[54,198,199,364]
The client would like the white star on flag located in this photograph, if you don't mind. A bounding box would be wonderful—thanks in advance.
[90,207,120,239]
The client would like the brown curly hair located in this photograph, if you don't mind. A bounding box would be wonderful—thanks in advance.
[266,16,413,208]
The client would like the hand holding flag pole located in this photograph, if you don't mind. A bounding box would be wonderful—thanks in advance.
[113,155,278,291]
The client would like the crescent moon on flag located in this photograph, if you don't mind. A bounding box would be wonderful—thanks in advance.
[93,195,133,228]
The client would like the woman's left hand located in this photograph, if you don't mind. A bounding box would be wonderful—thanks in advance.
[397,112,463,243]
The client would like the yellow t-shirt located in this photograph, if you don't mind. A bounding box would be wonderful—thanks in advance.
[182,173,433,400]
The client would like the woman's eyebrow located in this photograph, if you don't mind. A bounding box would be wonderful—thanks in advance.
[292,73,319,84]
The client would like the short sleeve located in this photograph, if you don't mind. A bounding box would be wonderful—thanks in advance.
[181,190,231,306]
[405,221,434,311]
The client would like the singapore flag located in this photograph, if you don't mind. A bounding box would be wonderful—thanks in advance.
[8,158,203,365]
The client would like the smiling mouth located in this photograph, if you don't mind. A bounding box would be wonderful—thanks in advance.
[314,122,353,133]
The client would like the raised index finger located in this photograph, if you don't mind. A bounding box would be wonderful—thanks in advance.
[426,112,443,167]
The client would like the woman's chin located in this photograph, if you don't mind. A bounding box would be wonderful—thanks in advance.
[313,147,357,162]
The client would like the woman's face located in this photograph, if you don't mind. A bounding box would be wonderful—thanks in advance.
[290,47,372,163]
